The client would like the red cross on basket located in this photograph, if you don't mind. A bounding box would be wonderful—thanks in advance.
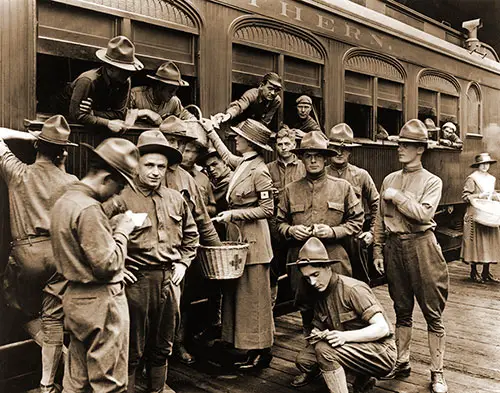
[230,254,243,270]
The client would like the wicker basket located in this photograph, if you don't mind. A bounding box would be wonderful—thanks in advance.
[470,198,500,227]
[198,225,248,279]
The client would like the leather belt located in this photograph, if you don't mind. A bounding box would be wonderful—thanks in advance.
[10,234,51,247]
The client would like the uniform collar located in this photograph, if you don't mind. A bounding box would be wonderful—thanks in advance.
[402,162,423,173]
[277,154,300,167]
[306,169,327,183]
[136,178,162,197]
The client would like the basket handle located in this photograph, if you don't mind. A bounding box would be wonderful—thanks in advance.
[185,104,203,121]
[227,222,243,243]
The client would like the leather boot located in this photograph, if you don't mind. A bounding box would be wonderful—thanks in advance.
[481,264,499,283]
[174,311,195,365]
[40,344,63,389]
[428,332,447,393]
[381,326,412,379]
[470,264,483,283]
[322,368,349,393]
[149,364,176,393]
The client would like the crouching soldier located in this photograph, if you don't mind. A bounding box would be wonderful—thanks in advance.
[51,138,140,392]
[290,237,396,392]
[103,130,199,393]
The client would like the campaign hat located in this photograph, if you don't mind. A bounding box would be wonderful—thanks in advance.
[292,131,337,156]
[137,129,182,165]
[96,36,144,72]
[394,119,429,144]
[81,138,139,190]
[230,119,273,152]
[29,115,78,147]
[158,116,197,142]
[327,123,361,148]
[287,237,340,266]
[424,118,440,132]
[471,152,497,167]
[147,61,189,87]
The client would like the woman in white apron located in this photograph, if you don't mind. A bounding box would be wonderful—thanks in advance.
[461,152,500,282]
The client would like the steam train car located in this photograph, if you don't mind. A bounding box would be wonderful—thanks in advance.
[2,0,500,390]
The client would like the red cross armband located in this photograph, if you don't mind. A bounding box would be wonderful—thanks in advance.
[259,190,272,200]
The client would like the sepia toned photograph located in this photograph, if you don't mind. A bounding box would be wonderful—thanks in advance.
[0,0,499,392]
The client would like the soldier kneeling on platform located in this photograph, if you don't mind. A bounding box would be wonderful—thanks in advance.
[289,237,396,393]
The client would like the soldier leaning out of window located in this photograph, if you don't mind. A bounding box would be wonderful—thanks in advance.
[440,122,463,149]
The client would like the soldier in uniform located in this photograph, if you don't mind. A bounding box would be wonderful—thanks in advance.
[0,116,78,393]
[373,119,449,393]
[158,116,222,365]
[267,127,306,306]
[129,61,195,126]
[103,130,199,393]
[212,72,282,128]
[62,36,143,135]
[51,138,140,393]
[288,95,322,133]
[289,237,396,393]
[276,131,364,295]
[327,123,379,283]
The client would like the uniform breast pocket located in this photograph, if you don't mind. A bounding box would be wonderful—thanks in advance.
[326,201,345,223]
[290,203,305,221]
[128,217,154,251]
[168,213,183,240]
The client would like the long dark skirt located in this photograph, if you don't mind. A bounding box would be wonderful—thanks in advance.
[221,264,274,350]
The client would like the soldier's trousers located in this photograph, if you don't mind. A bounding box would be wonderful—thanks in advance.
[126,269,181,372]
[385,231,449,334]
[62,282,129,393]
[296,338,396,376]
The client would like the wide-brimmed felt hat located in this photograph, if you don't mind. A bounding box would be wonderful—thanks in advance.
[158,116,197,142]
[442,122,456,132]
[81,138,139,191]
[424,118,440,132]
[147,61,189,87]
[137,129,182,165]
[393,119,429,144]
[292,131,337,156]
[327,123,361,148]
[96,36,143,72]
[230,119,273,152]
[296,95,312,106]
[471,152,497,167]
[287,237,340,266]
[263,72,282,89]
[29,115,78,147]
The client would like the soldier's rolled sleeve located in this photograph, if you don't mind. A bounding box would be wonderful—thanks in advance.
[69,78,109,127]
[349,285,384,323]
[331,185,363,239]
[78,205,128,281]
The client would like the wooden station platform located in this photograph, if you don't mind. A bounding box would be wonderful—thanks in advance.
[26,261,500,393]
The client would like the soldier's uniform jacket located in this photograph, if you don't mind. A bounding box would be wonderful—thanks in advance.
[267,155,306,200]
[277,172,364,275]
[210,168,233,214]
[226,88,281,126]
[103,184,199,269]
[327,163,379,231]
[290,115,322,133]
[186,167,217,217]
[129,86,195,120]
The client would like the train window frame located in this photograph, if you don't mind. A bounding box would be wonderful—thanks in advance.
[465,82,483,138]
[417,69,461,142]
[342,48,406,143]
[229,16,327,131]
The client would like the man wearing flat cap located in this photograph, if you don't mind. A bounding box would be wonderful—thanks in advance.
[289,237,396,393]
[288,95,322,133]
[327,123,379,284]
[61,35,143,135]
[373,119,449,393]
[103,130,199,393]
[128,61,195,126]
[212,72,282,128]
[440,122,463,149]
[276,131,364,332]
[51,138,141,392]
[0,115,78,393]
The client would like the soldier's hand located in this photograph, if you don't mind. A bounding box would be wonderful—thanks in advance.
[325,330,346,347]
[374,258,385,275]
[289,225,312,241]
[123,265,139,285]
[358,231,374,246]
[383,187,398,201]
[171,262,187,286]
[108,120,125,134]
[213,211,232,223]
[312,224,334,239]
[137,109,162,125]
[79,98,93,115]
[200,117,215,132]
[114,213,136,237]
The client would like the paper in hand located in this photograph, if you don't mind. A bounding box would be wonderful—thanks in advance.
[125,211,148,227]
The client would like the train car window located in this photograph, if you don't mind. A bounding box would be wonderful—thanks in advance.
[344,71,403,139]
[466,84,482,135]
